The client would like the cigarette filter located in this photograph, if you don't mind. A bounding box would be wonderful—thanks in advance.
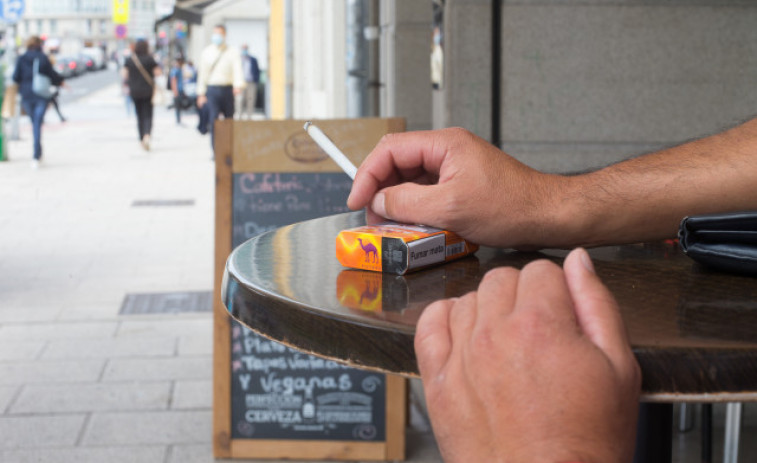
[336,222,478,275]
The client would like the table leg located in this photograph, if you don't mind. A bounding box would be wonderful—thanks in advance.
[702,403,712,463]
[723,402,742,463]
[633,403,673,463]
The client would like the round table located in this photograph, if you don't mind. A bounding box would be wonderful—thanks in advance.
[223,211,757,401]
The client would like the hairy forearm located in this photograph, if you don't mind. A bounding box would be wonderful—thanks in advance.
[556,117,757,247]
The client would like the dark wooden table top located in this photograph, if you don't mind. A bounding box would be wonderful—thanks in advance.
[223,212,757,401]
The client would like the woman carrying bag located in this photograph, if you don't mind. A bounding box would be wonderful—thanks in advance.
[12,35,64,169]
[123,39,161,151]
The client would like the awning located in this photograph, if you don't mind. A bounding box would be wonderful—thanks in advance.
[156,0,219,26]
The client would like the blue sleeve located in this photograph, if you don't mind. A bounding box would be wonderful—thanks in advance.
[12,56,22,84]
[251,57,260,82]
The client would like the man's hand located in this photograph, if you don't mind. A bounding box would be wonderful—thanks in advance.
[196,95,207,108]
[414,248,641,463]
[347,128,573,249]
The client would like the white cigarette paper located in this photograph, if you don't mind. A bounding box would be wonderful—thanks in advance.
[304,121,358,180]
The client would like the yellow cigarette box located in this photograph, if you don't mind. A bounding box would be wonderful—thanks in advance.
[335,222,478,274]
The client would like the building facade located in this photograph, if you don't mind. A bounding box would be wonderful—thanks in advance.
[16,0,159,55]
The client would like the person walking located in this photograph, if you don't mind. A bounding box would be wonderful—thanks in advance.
[236,44,259,119]
[169,57,186,125]
[123,39,161,151]
[12,35,64,169]
[196,24,245,152]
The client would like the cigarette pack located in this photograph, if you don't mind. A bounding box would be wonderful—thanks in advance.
[335,222,478,274]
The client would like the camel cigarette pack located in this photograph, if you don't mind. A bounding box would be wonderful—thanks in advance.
[336,222,478,275]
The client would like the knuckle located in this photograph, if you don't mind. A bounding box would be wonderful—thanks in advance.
[377,132,398,147]
[481,267,518,285]
[522,259,561,277]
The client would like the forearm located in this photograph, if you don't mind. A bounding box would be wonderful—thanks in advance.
[557,117,757,247]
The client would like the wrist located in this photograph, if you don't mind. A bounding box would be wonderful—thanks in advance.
[535,173,591,249]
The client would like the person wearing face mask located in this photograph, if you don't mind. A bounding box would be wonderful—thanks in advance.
[196,24,245,153]
[236,44,260,119]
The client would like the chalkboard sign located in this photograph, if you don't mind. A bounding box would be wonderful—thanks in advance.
[213,118,406,460]
[232,172,353,240]
[230,323,387,441]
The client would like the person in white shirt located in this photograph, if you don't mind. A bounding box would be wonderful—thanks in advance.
[196,24,245,151]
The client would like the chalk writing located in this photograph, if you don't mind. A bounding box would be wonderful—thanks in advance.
[230,171,386,441]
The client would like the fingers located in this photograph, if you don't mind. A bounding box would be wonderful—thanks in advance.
[348,130,453,211]
[370,182,451,227]
[563,248,633,366]
[513,259,576,327]
[472,267,519,335]
[415,298,455,380]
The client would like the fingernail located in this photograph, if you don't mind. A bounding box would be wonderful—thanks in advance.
[372,192,386,217]
[578,248,595,274]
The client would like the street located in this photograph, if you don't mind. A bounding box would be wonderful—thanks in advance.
[57,67,121,106]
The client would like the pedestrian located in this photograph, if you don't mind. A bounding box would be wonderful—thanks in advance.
[168,57,186,125]
[236,44,260,119]
[196,24,245,153]
[12,35,64,169]
[122,39,161,151]
[44,51,66,122]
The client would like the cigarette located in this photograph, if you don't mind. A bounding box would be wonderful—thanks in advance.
[304,121,358,180]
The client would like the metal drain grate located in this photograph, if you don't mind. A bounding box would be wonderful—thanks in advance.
[131,199,195,207]
[120,291,213,315]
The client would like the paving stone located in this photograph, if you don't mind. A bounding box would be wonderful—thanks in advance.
[177,334,212,356]
[0,445,167,463]
[0,386,18,412]
[41,336,176,360]
[0,322,118,341]
[116,317,211,338]
[83,410,211,445]
[103,357,211,382]
[0,415,86,449]
[11,382,171,414]
[0,341,46,361]
[171,380,211,410]
[0,360,105,385]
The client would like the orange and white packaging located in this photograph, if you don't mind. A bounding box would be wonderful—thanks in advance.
[335,222,478,275]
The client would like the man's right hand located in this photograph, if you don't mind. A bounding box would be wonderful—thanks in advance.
[414,248,641,463]
[347,128,574,250]
[196,95,207,108]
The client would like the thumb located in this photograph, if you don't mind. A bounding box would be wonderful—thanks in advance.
[563,248,632,365]
[372,182,449,227]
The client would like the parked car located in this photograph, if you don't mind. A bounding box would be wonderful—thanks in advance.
[81,47,106,70]
[53,55,78,78]
[73,55,89,76]
[79,53,95,72]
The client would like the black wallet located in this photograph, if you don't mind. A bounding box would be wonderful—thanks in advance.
[679,211,757,275]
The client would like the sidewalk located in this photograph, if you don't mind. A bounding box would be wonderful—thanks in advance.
[0,85,440,463]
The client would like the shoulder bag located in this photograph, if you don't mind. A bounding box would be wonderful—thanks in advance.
[131,55,164,105]
[32,58,53,99]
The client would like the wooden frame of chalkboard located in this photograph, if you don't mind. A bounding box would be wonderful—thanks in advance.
[213,118,408,460]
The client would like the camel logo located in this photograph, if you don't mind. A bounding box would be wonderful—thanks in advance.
[360,279,379,305]
[357,238,378,263]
